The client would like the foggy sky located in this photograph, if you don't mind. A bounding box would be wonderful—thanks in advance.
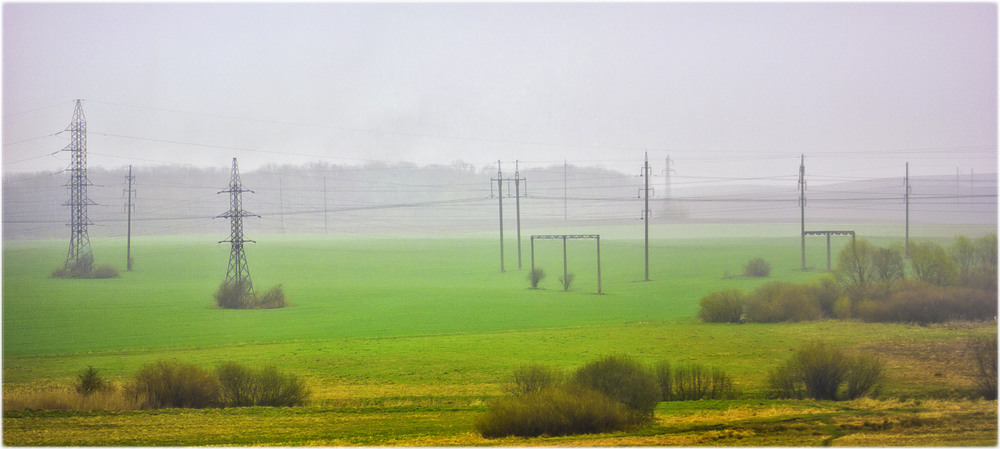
[2,3,996,182]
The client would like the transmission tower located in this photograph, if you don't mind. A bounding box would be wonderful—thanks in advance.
[217,157,259,300]
[62,99,95,271]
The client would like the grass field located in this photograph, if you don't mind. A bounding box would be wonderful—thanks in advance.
[3,224,997,445]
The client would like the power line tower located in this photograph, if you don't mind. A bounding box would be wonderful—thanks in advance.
[663,155,674,200]
[217,157,259,300]
[62,99,95,272]
[123,165,136,271]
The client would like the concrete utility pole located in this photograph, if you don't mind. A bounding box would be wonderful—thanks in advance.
[278,178,285,234]
[514,160,525,270]
[124,165,135,271]
[904,162,910,259]
[798,155,807,271]
[640,152,652,281]
[494,161,505,272]
[323,176,328,234]
[491,160,527,272]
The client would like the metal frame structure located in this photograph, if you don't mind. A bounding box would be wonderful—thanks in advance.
[217,158,259,300]
[529,234,602,294]
[62,99,95,271]
[803,230,856,271]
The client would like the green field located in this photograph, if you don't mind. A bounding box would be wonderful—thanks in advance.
[3,224,997,445]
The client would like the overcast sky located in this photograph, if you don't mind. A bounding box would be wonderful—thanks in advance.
[2,2,996,183]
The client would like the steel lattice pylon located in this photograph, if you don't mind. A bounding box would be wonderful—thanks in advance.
[217,157,259,300]
[62,99,95,272]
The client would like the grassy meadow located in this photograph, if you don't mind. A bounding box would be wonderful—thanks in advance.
[3,223,996,445]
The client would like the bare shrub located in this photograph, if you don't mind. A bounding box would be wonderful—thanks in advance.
[215,280,251,309]
[654,360,672,401]
[809,275,841,318]
[475,385,630,438]
[572,354,660,419]
[767,341,883,401]
[216,362,309,407]
[559,272,575,291]
[744,282,822,323]
[128,360,220,409]
[672,364,739,400]
[505,364,562,397]
[92,265,120,279]
[743,257,771,277]
[857,282,997,324]
[528,268,546,289]
[215,281,287,309]
[969,334,997,399]
[698,288,744,323]
[256,285,287,309]
[844,353,884,399]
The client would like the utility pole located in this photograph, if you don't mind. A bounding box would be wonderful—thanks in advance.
[62,99,95,272]
[564,159,568,221]
[798,155,807,271]
[494,161,505,272]
[491,160,527,272]
[323,176,328,234]
[514,160,524,270]
[124,165,135,271]
[217,158,259,301]
[278,178,285,234]
[640,152,652,281]
[904,162,910,259]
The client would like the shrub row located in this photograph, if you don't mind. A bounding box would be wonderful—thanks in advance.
[479,355,738,438]
[127,360,309,409]
[51,254,120,279]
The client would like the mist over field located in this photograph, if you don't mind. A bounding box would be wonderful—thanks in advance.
[3,162,995,241]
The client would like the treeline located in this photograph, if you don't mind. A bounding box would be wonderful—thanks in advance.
[700,234,997,325]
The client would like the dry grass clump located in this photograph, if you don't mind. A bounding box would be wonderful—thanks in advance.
[4,384,140,411]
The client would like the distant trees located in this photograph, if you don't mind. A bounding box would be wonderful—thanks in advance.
[698,234,997,325]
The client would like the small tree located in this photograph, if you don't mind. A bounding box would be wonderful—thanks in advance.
[559,272,575,291]
[75,366,108,396]
[528,268,546,289]
[835,240,877,301]
[950,236,978,286]
[909,241,958,286]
